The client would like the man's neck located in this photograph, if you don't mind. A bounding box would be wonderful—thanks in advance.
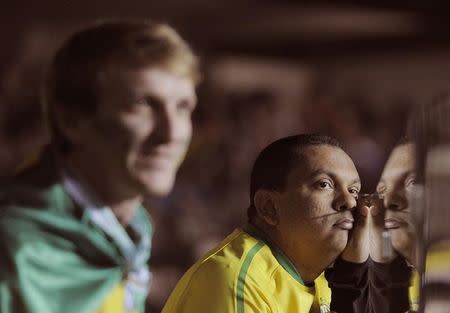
[109,197,143,226]
[251,219,329,284]
[61,153,142,226]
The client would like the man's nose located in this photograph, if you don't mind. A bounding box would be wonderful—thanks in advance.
[334,190,357,212]
[154,106,178,143]
[384,189,407,211]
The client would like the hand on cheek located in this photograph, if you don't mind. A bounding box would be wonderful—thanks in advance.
[340,196,370,263]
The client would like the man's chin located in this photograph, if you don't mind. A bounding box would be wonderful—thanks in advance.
[391,236,415,263]
[144,181,175,197]
[330,232,349,253]
[137,173,176,197]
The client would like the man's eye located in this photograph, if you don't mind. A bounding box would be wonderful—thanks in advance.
[135,98,147,105]
[177,100,195,114]
[349,188,360,197]
[405,177,416,188]
[317,181,333,189]
[376,184,386,196]
[134,96,160,108]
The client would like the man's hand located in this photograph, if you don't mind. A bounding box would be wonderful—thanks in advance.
[341,194,400,263]
[340,195,371,263]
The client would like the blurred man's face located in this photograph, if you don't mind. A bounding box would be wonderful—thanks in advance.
[274,145,361,264]
[377,143,416,262]
[70,66,196,198]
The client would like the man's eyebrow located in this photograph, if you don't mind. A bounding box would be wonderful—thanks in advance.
[404,170,416,177]
[305,170,329,180]
[380,169,416,182]
[307,170,361,185]
[306,170,336,180]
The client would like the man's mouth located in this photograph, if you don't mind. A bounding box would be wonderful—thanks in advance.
[384,218,405,229]
[333,218,354,230]
[138,147,179,165]
[137,154,175,169]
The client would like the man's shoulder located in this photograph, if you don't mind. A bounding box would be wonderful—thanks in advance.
[0,185,77,254]
[179,229,275,288]
[0,149,75,221]
[189,229,250,277]
[0,180,74,227]
[0,152,82,255]
[162,229,276,312]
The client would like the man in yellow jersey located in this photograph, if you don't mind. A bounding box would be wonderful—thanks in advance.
[163,134,361,313]
[0,20,200,313]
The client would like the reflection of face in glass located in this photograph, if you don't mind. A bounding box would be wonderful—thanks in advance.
[274,145,361,267]
[377,143,417,263]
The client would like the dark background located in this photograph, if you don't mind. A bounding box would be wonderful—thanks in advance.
[2,1,450,311]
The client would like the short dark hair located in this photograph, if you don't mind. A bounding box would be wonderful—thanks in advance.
[248,134,342,221]
[43,20,200,154]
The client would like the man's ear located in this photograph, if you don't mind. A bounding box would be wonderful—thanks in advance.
[254,190,279,226]
[53,106,89,144]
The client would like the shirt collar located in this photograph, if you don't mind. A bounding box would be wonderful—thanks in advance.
[244,222,309,286]
[61,166,101,212]
[60,166,151,265]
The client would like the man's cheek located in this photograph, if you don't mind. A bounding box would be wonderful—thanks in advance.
[306,201,329,219]
[175,143,191,167]
[391,230,409,250]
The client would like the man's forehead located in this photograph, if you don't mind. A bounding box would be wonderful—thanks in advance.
[376,146,415,188]
[98,66,196,98]
[382,145,415,175]
[381,161,415,181]
[289,145,359,182]
[301,145,351,166]
[387,144,415,166]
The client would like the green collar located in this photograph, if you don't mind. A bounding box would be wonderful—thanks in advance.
[244,223,309,286]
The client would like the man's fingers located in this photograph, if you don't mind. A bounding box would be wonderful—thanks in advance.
[353,206,369,226]
[369,204,379,216]
[360,205,370,217]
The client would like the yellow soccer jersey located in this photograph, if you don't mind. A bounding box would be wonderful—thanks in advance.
[409,270,420,312]
[162,227,331,313]
[407,241,450,312]
[96,283,126,313]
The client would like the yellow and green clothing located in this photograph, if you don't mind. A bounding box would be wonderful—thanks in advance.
[410,241,450,311]
[162,225,331,313]
[0,149,152,313]
[394,243,450,312]
[425,241,450,275]
[409,270,420,312]
[405,244,450,312]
